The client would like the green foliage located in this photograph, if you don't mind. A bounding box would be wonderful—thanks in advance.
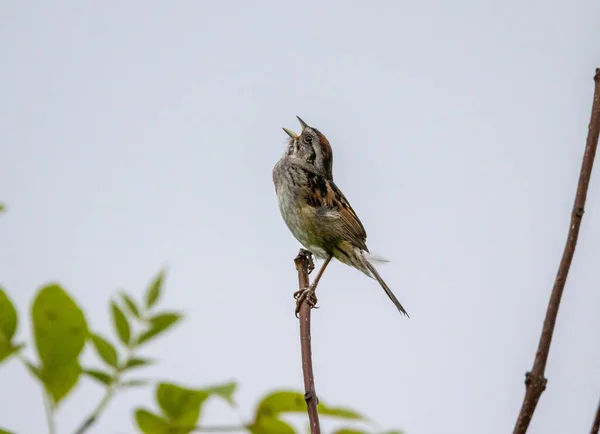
[31,284,88,405]
[250,390,368,433]
[0,275,403,434]
[137,312,181,346]
[256,390,363,419]
[90,333,119,368]
[120,291,141,318]
[111,301,131,345]
[0,210,403,434]
[43,360,80,404]
[202,381,237,405]
[32,285,87,370]
[123,357,153,371]
[135,410,171,434]
[82,368,112,386]
[157,383,205,426]
[0,289,17,343]
[249,417,296,434]
[145,269,165,309]
[120,378,148,388]
[0,288,19,364]
[133,381,235,434]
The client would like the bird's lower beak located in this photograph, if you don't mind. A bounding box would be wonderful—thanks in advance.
[282,127,298,139]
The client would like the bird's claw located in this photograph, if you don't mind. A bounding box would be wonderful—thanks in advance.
[294,286,319,318]
[298,249,315,274]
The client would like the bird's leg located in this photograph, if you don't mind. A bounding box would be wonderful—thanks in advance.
[294,255,333,317]
[309,254,331,290]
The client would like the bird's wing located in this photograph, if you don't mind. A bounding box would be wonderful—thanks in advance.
[302,172,368,251]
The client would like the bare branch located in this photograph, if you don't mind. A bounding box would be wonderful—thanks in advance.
[295,249,321,434]
[513,68,600,433]
[590,398,600,434]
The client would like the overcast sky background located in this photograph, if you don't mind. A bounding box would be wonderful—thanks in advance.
[1,2,600,434]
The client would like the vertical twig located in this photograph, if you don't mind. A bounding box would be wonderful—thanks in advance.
[513,68,600,434]
[294,249,321,434]
[590,398,600,434]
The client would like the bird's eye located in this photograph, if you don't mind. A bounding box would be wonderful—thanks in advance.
[304,135,313,144]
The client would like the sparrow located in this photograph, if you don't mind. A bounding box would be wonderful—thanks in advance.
[272,116,409,317]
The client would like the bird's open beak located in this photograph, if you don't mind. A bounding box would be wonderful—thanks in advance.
[282,127,298,139]
[296,116,308,130]
[283,116,308,138]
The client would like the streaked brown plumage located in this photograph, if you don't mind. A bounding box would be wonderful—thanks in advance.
[272,116,409,317]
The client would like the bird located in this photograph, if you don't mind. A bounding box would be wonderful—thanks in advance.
[272,116,409,317]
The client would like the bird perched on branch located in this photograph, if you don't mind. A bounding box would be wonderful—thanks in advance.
[272,116,409,317]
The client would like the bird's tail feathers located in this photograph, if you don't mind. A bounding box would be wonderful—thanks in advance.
[363,251,390,265]
[363,257,409,318]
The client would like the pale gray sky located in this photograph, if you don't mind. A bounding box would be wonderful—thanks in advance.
[1,2,600,434]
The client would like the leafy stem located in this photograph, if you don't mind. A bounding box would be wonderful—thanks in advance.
[43,390,56,434]
[73,330,139,434]
[14,352,56,434]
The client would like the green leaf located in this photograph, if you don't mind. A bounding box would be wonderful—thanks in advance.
[255,390,364,421]
[120,291,140,318]
[31,284,88,371]
[156,382,207,426]
[318,402,364,421]
[0,288,18,363]
[135,409,170,434]
[23,360,43,381]
[0,203,5,214]
[145,269,165,309]
[0,288,18,342]
[82,368,112,386]
[42,359,81,404]
[123,357,153,371]
[249,417,295,434]
[137,312,182,346]
[150,312,181,329]
[201,381,237,406]
[0,340,23,365]
[0,428,17,434]
[0,334,13,364]
[120,379,149,388]
[255,390,308,418]
[111,302,130,345]
[90,333,118,367]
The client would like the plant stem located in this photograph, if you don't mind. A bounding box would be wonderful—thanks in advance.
[512,68,600,433]
[295,249,321,434]
[14,352,56,434]
[72,386,116,434]
[43,391,56,434]
[73,344,135,434]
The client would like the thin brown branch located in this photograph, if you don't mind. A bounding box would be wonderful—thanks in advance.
[591,398,600,434]
[294,249,321,434]
[513,68,600,434]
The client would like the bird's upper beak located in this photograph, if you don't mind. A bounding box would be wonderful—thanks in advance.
[282,116,308,139]
[296,116,308,130]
